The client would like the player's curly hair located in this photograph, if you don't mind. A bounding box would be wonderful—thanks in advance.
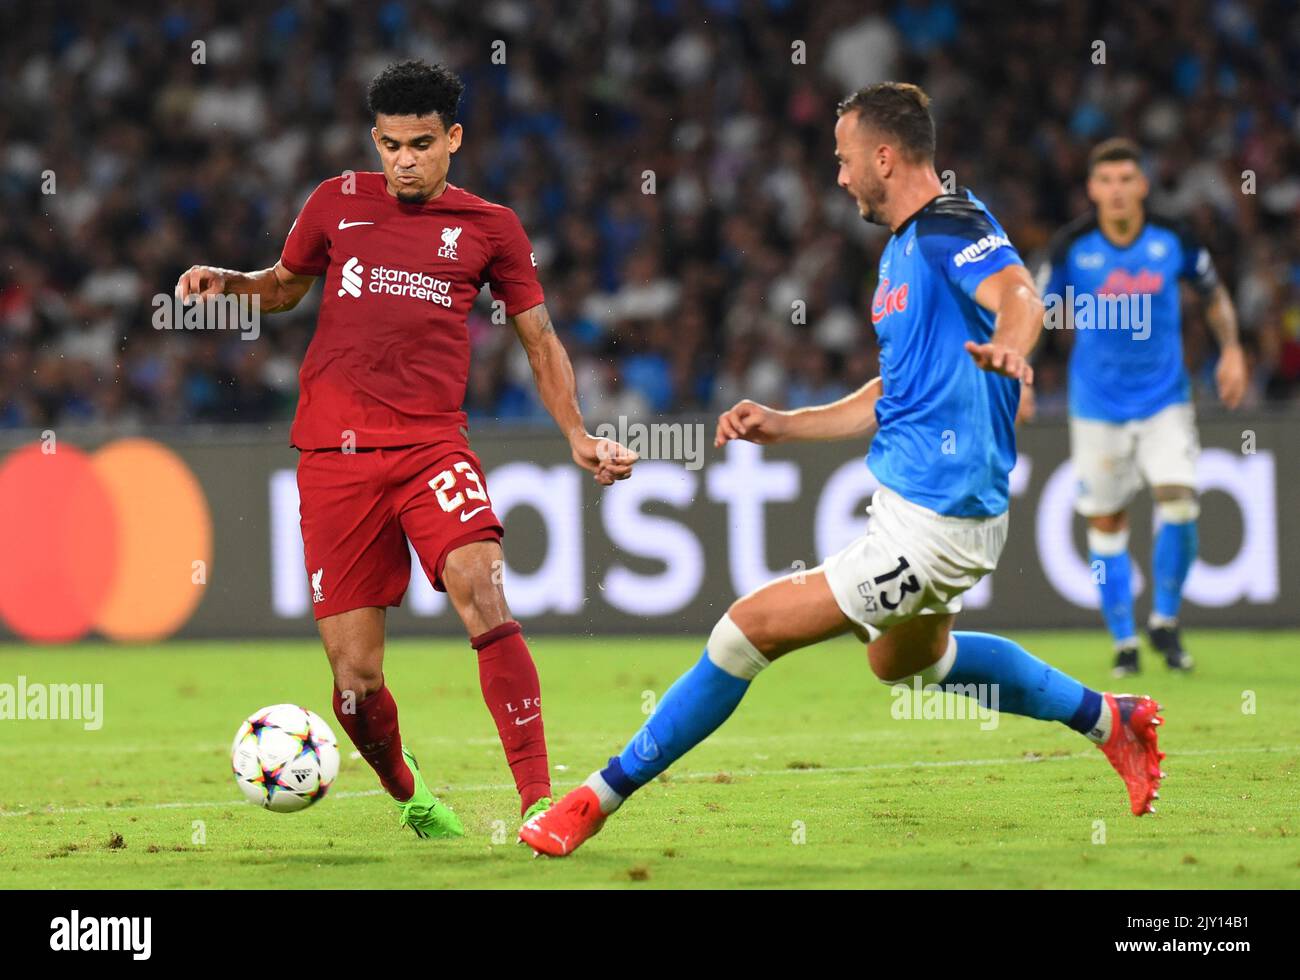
[366,60,464,131]
[837,82,935,163]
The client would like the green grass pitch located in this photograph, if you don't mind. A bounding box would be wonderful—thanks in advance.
[2,631,1297,889]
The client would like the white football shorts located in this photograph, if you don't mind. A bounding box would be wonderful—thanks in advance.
[1069,401,1199,517]
[821,485,1008,641]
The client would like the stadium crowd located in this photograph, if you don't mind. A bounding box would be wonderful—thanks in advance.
[2,0,1298,430]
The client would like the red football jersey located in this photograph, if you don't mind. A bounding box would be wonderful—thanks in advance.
[279,172,544,449]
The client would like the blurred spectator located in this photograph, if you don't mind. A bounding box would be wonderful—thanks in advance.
[2,0,1297,432]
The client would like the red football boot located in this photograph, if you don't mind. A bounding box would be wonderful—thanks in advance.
[518,785,607,857]
[1098,693,1166,815]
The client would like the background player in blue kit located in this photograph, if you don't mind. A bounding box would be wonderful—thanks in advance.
[520,84,1166,857]
[1036,139,1247,677]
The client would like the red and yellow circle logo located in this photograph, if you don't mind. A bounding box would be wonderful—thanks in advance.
[0,438,212,642]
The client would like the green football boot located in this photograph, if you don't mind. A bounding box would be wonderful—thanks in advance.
[395,746,464,839]
[517,796,554,844]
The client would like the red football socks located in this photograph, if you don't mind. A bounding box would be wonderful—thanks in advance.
[331,683,414,802]
[471,620,552,814]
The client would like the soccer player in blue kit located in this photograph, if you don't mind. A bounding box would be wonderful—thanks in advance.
[1036,139,1246,677]
[520,84,1166,857]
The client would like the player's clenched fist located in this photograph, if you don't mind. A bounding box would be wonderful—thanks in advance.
[715,399,787,447]
[963,341,1034,384]
[573,432,639,486]
[174,265,229,302]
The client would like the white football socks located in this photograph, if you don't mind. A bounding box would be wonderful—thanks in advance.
[1084,697,1115,744]
[583,771,624,815]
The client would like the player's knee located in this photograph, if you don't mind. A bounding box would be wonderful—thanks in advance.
[443,546,508,617]
[1087,524,1129,556]
[725,596,782,659]
[323,644,384,699]
[1088,511,1127,535]
[1155,497,1199,523]
[332,668,383,702]
[871,633,957,686]
[868,619,954,684]
[1153,490,1199,524]
[706,613,770,679]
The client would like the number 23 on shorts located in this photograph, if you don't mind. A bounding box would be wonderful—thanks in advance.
[428,460,489,519]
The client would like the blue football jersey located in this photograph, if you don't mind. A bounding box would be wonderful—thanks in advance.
[1036,213,1218,423]
[866,189,1024,518]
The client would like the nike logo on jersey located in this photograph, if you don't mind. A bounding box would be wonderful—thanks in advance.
[460,505,490,523]
[337,219,374,229]
[514,713,540,726]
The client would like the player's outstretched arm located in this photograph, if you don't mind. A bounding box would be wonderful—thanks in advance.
[510,302,638,486]
[714,377,883,448]
[964,264,1044,383]
[1204,284,1247,409]
[174,262,316,313]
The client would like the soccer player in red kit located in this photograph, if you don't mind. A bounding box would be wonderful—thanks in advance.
[175,61,637,838]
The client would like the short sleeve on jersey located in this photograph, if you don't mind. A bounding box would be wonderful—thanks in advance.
[1034,255,1064,301]
[485,209,544,316]
[918,206,1024,300]
[279,181,331,277]
[1173,223,1219,294]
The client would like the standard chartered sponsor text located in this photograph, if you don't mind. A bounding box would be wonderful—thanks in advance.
[369,265,453,306]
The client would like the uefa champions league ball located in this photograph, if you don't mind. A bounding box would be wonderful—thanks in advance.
[231,704,341,812]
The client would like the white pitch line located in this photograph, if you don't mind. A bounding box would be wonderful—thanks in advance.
[2,743,1294,820]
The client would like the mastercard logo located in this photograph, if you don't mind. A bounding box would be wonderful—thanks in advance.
[0,438,212,642]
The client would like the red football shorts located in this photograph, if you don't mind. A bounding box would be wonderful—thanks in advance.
[296,443,503,619]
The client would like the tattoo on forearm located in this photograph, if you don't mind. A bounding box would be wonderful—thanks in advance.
[1207,288,1239,347]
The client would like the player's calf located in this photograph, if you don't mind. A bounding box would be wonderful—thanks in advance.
[1148,494,1199,672]
[318,608,416,802]
[1085,521,1142,676]
[444,541,554,815]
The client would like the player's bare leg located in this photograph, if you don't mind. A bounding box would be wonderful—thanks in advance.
[443,539,554,817]
[319,607,402,799]
[867,610,956,681]
[320,606,387,703]
[1087,508,1142,676]
[1147,484,1198,671]
[320,607,463,838]
[868,613,1165,817]
[520,571,852,856]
